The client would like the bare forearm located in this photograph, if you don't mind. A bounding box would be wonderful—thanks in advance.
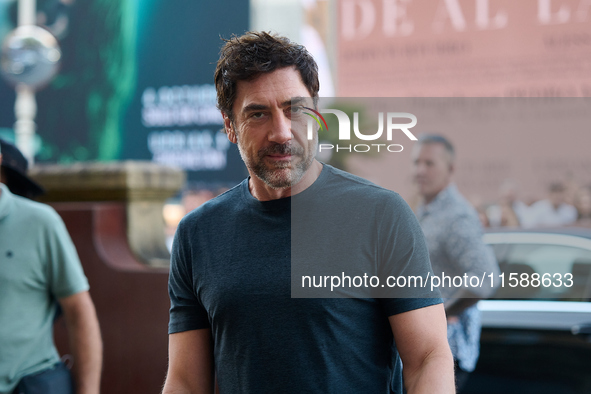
[161,385,189,394]
[390,305,455,393]
[162,330,215,394]
[63,298,103,394]
[162,373,214,394]
[161,384,198,394]
[162,380,214,394]
[404,349,455,394]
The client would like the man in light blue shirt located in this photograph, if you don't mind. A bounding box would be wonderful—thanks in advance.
[0,140,102,394]
[412,134,499,391]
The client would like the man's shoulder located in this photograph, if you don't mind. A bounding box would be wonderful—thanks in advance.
[178,181,245,230]
[440,186,478,218]
[529,199,550,209]
[560,203,578,215]
[321,164,404,204]
[11,193,62,225]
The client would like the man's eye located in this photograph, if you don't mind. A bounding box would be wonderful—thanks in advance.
[251,112,265,119]
[293,106,308,116]
[290,106,305,118]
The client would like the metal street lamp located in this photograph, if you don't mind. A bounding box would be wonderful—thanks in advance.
[0,0,61,166]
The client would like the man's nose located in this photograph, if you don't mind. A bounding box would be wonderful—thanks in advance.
[414,162,426,176]
[268,111,292,144]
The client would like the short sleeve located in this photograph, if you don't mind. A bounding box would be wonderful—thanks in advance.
[168,220,211,334]
[46,209,89,299]
[377,194,442,315]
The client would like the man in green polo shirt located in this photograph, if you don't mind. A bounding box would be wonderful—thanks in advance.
[0,140,102,394]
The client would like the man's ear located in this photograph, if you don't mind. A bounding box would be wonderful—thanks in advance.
[223,114,237,144]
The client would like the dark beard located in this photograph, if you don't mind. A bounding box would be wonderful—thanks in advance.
[234,120,318,190]
[250,142,312,189]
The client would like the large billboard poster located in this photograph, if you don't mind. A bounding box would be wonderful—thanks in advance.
[336,0,591,203]
[337,0,591,97]
[0,0,249,187]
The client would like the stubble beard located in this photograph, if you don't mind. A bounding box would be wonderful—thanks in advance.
[237,136,317,190]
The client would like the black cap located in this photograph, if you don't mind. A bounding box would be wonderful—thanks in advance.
[0,139,45,198]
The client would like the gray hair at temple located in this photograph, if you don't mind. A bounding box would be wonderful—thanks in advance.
[416,134,455,163]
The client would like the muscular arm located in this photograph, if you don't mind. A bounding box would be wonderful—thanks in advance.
[389,304,455,394]
[59,291,102,394]
[162,329,214,394]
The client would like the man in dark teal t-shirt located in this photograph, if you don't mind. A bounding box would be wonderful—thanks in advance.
[163,31,454,394]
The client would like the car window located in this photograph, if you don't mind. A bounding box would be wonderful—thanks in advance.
[490,243,591,301]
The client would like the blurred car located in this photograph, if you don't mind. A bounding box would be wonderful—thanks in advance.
[463,227,591,394]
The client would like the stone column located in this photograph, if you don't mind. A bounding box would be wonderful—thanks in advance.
[30,161,185,267]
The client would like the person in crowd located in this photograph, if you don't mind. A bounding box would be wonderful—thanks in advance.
[0,139,102,394]
[523,182,577,228]
[574,185,591,227]
[411,134,500,391]
[486,179,528,227]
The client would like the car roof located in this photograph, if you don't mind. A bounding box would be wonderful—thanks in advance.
[485,226,591,239]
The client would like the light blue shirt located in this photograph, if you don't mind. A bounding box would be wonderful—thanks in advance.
[416,184,499,372]
[0,184,89,394]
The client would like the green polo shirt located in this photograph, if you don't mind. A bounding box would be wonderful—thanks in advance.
[0,184,89,394]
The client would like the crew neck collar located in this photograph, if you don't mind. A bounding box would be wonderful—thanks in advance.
[240,163,329,211]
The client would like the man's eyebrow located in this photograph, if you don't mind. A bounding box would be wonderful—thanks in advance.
[242,97,310,114]
[289,97,308,106]
[242,103,269,114]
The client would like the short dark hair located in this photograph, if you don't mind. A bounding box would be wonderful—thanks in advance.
[417,134,455,161]
[214,31,319,122]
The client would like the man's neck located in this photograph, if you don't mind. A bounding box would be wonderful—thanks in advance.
[423,194,436,205]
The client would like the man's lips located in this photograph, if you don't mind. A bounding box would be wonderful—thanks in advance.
[259,143,303,161]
